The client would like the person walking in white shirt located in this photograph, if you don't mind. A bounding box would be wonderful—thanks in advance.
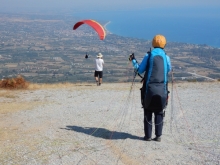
[94,53,104,86]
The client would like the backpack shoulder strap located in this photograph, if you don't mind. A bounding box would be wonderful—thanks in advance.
[141,49,151,83]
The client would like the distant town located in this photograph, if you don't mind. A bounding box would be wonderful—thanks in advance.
[0,13,220,83]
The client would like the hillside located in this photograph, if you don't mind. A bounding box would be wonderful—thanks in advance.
[0,13,220,83]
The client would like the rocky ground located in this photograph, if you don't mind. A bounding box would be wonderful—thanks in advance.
[0,82,219,165]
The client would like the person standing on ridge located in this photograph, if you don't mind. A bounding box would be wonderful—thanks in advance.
[129,34,171,142]
[94,53,104,86]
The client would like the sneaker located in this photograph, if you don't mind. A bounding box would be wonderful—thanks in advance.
[99,83,101,86]
[96,81,99,86]
[143,137,151,141]
[153,136,161,142]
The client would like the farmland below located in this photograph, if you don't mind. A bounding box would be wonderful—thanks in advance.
[0,13,220,83]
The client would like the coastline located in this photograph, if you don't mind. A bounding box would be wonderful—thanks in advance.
[100,17,220,48]
[103,21,112,34]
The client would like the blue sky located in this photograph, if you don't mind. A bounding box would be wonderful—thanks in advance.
[0,0,220,13]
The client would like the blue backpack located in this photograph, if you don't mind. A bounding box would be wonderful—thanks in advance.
[140,48,169,112]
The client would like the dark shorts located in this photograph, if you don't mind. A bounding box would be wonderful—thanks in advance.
[94,71,103,78]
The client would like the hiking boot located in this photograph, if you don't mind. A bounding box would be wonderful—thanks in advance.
[143,137,151,141]
[153,136,161,142]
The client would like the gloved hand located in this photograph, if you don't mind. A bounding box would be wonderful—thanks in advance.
[147,48,151,54]
[128,53,135,61]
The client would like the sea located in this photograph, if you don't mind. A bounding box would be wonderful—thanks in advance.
[73,7,220,48]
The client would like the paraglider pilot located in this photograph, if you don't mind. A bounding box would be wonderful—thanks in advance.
[129,34,171,142]
[85,52,89,59]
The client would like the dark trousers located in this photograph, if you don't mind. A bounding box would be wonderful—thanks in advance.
[144,109,163,138]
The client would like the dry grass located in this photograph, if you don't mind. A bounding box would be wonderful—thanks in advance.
[27,82,80,90]
[0,90,17,98]
[0,75,29,89]
[0,76,87,90]
[0,102,43,114]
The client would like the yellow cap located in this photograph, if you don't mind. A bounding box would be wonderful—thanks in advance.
[152,35,166,48]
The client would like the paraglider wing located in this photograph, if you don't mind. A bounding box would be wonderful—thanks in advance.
[73,20,106,40]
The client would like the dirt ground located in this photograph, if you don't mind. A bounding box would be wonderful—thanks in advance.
[0,82,219,165]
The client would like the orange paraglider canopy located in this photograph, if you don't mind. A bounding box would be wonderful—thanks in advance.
[73,20,106,40]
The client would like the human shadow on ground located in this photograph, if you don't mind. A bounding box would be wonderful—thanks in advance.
[62,125,141,140]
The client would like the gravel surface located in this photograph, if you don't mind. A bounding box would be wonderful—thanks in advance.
[0,82,219,165]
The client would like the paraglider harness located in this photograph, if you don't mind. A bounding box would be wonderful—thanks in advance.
[85,52,89,59]
[130,50,169,116]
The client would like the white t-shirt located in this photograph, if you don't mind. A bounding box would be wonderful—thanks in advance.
[95,58,104,71]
